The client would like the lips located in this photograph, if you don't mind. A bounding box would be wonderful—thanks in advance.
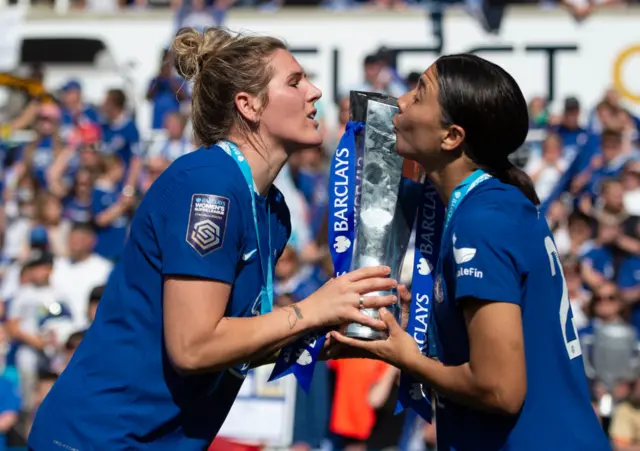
[307,109,317,120]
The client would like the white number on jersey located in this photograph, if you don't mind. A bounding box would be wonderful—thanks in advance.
[544,236,582,360]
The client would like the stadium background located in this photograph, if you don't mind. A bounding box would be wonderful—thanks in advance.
[0,0,639,449]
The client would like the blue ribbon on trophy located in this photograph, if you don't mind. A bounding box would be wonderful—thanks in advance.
[269,121,362,391]
[395,180,445,423]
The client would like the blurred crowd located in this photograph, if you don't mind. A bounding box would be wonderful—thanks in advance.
[0,20,639,451]
[11,0,640,27]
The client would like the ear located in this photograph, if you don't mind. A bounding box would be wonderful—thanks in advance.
[234,92,262,124]
[441,124,465,152]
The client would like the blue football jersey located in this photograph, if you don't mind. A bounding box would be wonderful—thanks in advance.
[91,181,129,262]
[432,177,610,451]
[28,145,291,451]
[101,114,142,168]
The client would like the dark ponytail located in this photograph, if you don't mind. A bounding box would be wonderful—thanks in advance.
[435,54,540,205]
[490,163,540,205]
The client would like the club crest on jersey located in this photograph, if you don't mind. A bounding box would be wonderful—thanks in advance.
[434,274,444,303]
[186,194,230,256]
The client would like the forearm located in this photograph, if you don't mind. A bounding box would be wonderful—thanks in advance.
[570,172,591,194]
[46,153,73,198]
[125,156,143,189]
[621,288,640,305]
[95,202,128,227]
[617,235,640,255]
[247,324,312,369]
[10,328,44,351]
[581,267,604,290]
[403,355,518,415]
[368,369,398,408]
[180,303,317,373]
[614,441,640,451]
[0,412,17,432]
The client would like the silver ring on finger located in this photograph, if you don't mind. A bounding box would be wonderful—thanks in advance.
[359,296,365,309]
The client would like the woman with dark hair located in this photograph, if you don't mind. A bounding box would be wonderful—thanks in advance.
[28,27,397,451]
[329,54,610,450]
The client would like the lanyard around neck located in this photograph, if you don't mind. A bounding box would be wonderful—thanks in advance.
[443,169,491,233]
[216,140,273,315]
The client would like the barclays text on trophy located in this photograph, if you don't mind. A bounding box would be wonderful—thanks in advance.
[340,91,422,341]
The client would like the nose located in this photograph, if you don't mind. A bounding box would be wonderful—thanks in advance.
[397,91,411,114]
[307,80,322,103]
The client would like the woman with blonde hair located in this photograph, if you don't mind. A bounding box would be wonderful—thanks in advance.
[28,27,397,451]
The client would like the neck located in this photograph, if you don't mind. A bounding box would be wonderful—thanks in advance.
[426,157,476,205]
[70,252,90,264]
[111,111,125,124]
[225,132,289,196]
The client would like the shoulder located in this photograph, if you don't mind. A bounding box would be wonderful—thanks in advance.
[11,286,31,302]
[157,146,248,202]
[90,254,114,270]
[144,146,250,234]
[125,117,139,132]
[453,177,537,241]
[621,255,640,269]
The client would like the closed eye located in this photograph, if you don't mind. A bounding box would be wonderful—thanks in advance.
[287,71,305,88]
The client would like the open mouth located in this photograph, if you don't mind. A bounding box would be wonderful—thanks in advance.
[307,110,317,120]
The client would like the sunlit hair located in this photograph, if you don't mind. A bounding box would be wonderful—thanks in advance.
[172,27,287,147]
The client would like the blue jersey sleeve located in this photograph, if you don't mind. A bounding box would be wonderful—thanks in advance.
[157,166,246,283]
[617,257,640,289]
[91,188,109,216]
[450,209,523,305]
[0,378,20,413]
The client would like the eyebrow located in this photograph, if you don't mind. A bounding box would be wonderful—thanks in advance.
[287,71,306,82]
[417,77,427,93]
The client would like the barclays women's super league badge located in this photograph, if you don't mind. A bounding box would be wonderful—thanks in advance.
[186,193,230,256]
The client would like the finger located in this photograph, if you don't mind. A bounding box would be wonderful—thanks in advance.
[329,331,377,351]
[346,266,391,282]
[352,277,398,295]
[379,307,401,333]
[360,294,397,309]
[398,284,411,304]
[349,311,389,331]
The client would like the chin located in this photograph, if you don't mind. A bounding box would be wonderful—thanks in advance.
[290,132,323,153]
[395,140,416,160]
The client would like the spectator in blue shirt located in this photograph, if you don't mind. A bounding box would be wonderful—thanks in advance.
[91,154,134,262]
[572,129,631,204]
[58,80,99,134]
[580,212,620,291]
[11,103,64,192]
[100,89,143,196]
[146,50,187,131]
[550,96,589,163]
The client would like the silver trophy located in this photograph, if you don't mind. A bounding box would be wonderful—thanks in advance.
[343,91,422,340]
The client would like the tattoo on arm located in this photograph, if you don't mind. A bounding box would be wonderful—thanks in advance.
[286,304,304,330]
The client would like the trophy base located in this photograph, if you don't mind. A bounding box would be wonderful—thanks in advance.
[344,308,388,340]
